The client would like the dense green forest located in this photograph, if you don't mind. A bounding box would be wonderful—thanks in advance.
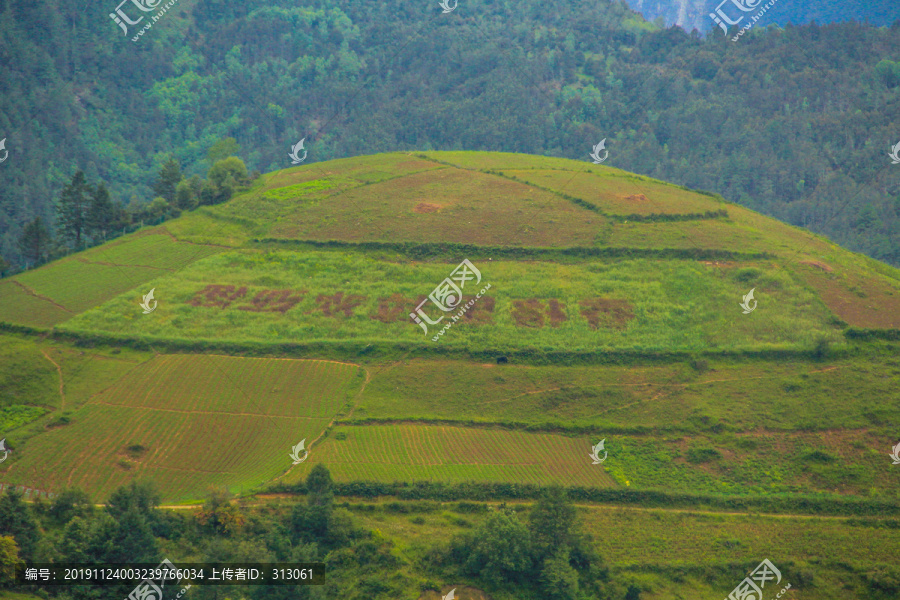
[0,0,899,270]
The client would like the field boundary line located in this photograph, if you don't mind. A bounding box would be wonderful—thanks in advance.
[9,280,74,313]
[156,226,235,249]
[39,348,66,410]
[75,257,175,272]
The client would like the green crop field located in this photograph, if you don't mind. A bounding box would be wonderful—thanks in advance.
[0,354,364,501]
[282,423,619,488]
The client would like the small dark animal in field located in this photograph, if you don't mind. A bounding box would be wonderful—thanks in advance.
[496,356,508,364]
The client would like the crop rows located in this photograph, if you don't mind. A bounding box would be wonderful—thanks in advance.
[1,355,360,501]
[284,424,618,488]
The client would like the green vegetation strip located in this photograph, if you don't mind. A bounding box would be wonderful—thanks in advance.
[41,329,877,367]
[252,238,774,262]
[267,480,900,517]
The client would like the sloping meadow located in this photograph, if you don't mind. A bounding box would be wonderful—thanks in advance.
[57,248,839,352]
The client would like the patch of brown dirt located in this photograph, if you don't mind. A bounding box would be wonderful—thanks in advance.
[623,194,648,202]
[511,299,545,327]
[371,294,423,323]
[797,266,900,329]
[413,202,443,213]
[187,284,248,309]
[579,298,635,329]
[238,289,306,313]
[313,292,367,317]
[459,295,495,325]
[510,299,568,328]
[800,260,833,273]
[547,299,567,326]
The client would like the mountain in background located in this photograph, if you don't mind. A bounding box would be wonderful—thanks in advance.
[1,0,899,272]
[624,0,900,32]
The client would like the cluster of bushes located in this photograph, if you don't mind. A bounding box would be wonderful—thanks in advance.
[428,488,617,600]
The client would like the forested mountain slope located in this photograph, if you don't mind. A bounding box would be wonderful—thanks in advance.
[1,0,899,270]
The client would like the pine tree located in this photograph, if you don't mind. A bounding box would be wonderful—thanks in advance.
[88,182,117,241]
[56,171,91,248]
[153,156,183,203]
[17,217,53,267]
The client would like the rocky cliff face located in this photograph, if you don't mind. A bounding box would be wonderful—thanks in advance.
[624,0,899,32]
[630,0,709,32]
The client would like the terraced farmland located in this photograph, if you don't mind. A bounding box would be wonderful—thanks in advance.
[0,354,364,501]
[0,231,224,326]
[281,424,618,488]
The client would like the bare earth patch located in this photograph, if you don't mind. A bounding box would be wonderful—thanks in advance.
[800,260,833,273]
[413,202,442,213]
[579,298,635,330]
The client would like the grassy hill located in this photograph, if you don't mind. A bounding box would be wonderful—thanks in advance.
[1,151,899,598]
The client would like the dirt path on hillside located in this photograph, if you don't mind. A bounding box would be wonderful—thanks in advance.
[40,348,66,410]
